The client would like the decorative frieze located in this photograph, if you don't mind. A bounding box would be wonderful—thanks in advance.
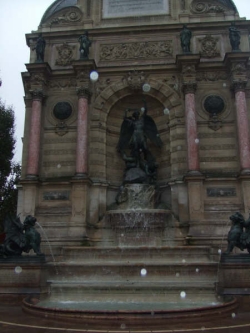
[30,73,48,86]
[197,71,228,82]
[49,79,77,89]
[207,188,236,197]
[100,41,173,61]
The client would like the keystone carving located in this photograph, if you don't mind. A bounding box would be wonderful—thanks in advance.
[125,71,146,91]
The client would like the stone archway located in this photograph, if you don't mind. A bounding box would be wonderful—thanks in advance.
[89,78,183,185]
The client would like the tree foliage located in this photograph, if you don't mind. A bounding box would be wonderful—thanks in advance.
[0,99,21,232]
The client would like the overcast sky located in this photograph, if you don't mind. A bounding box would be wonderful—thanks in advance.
[0,0,250,163]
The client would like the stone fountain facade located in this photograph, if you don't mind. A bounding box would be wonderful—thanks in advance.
[7,0,250,319]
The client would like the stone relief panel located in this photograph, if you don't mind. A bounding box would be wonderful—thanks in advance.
[198,35,220,58]
[197,71,228,82]
[47,8,83,25]
[190,0,226,14]
[55,43,76,66]
[100,40,173,61]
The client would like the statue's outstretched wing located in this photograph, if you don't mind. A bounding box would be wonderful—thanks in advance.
[144,115,163,148]
[4,215,25,247]
[117,118,134,152]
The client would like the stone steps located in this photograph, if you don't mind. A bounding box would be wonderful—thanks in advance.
[60,246,216,262]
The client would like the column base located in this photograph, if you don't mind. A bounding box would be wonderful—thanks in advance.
[185,170,203,177]
[240,169,250,176]
[25,174,39,180]
[73,173,89,180]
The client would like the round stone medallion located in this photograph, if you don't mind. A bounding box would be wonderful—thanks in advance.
[53,102,72,120]
[203,95,225,115]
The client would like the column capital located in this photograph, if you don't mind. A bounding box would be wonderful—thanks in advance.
[232,81,248,93]
[182,82,197,94]
[76,86,92,100]
[30,89,45,101]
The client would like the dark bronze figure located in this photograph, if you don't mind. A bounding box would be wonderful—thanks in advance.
[180,25,192,53]
[34,34,46,63]
[78,31,92,60]
[117,98,162,184]
[229,22,241,51]
[0,215,43,257]
[224,212,250,254]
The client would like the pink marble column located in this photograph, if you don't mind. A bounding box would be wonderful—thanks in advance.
[75,89,90,176]
[234,84,250,173]
[26,90,43,178]
[184,85,200,174]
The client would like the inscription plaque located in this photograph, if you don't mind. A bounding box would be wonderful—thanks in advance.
[43,191,70,201]
[207,188,236,197]
[103,0,169,18]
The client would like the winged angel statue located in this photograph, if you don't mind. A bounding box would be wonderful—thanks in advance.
[117,98,163,184]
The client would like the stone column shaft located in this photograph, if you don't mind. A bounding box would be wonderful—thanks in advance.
[76,95,89,176]
[185,90,200,173]
[26,93,43,177]
[235,89,250,171]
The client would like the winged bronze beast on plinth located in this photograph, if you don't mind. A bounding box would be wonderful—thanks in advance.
[117,98,163,185]
[0,215,43,257]
[224,212,250,254]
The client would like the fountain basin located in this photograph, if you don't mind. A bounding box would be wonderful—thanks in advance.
[22,295,238,329]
